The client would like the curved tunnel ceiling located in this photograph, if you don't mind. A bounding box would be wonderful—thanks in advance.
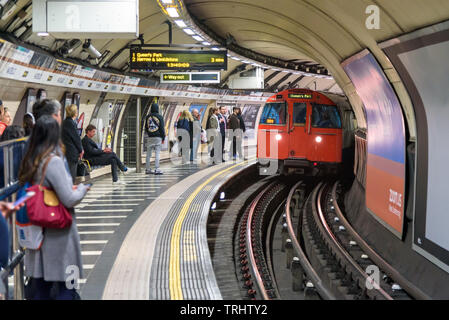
[0,0,448,96]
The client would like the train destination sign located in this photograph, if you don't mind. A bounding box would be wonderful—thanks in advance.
[160,72,220,84]
[130,49,227,71]
[288,93,313,99]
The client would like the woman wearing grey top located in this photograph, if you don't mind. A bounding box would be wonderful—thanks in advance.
[19,115,89,300]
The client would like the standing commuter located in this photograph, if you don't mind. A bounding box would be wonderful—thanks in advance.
[206,107,220,164]
[82,124,128,184]
[191,108,202,162]
[19,115,90,300]
[176,110,194,163]
[228,107,241,160]
[236,107,246,160]
[62,104,84,183]
[0,201,23,270]
[217,106,227,162]
[23,112,35,136]
[32,99,62,124]
[145,103,165,175]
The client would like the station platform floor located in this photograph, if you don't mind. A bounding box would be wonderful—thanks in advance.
[77,152,257,300]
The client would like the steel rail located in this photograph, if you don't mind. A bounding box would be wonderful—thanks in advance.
[246,182,277,300]
[331,181,431,300]
[314,183,393,300]
[285,181,336,300]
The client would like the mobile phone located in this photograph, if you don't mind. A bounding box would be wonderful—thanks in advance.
[13,191,36,207]
[85,183,93,188]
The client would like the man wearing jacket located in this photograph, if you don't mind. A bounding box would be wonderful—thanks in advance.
[82,124,127,183]
[145,103,165,175]
[217,106,227,162]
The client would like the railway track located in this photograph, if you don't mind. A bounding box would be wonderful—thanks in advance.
[285,180,430,300]
[229,176,430,300]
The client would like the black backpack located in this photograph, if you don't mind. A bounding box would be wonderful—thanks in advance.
[146,115,160,136]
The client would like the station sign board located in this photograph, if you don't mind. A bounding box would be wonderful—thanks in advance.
[160,72,220,84]
[130,49,227,71]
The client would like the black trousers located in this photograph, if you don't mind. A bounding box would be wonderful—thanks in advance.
[221,133,225,160]
[68,160,77,184]
[88,152,125,182]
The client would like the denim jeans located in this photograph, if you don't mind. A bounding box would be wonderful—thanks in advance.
[146,137,162,171]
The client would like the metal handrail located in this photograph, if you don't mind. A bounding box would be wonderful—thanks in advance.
[0,137,28,300]
[285,181,336,300]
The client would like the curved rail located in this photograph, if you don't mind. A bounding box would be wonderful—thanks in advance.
[314,183,393,300]
[246,182,276,300]
[285,181,336,300]
[331,181,431,300]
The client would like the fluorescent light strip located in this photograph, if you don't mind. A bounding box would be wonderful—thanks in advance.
[161,0,173,3]
[202,41,211,46]
[174,20,187,28]
[211,47,220,51]
[192,35,203,41]
[166,7,179,18]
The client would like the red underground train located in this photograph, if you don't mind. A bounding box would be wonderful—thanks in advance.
[257,89,342,175]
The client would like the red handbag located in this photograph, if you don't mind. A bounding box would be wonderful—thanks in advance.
[25,156,73,229]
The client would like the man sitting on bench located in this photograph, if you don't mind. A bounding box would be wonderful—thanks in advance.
[82,124,128,184]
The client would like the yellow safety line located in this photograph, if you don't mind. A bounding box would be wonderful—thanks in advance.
[169,158,255,299]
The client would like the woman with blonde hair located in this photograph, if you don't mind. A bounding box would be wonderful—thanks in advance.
[61,104,84,182]
[176,110,194,163]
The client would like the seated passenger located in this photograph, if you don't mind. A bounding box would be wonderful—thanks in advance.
[82,124,127,184]
[317,113,332,128]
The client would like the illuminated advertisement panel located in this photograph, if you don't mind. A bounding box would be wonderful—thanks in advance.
[342,50,406,238]
[381,23,449,271]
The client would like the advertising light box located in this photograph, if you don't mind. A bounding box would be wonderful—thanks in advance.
[342,50,406,239]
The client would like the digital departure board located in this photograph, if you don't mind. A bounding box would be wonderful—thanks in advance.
[288,93,313,99]
[130,49,227,71]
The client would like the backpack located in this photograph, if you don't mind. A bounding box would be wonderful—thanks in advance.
[146,115,160,135]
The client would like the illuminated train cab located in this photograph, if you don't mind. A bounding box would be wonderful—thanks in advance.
[257,89,342,175]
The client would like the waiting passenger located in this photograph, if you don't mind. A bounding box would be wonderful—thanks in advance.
[23,112,35,136]
[0,201,24,270]
[228,107,242,160]
[0,125,24,142]
[18,115,90,300]
[176,110,194,163]
[82,124,128,184]
[32,99,62,124]
[206,107,220,163]
[144,103,165,175]
[0,108,11,136]
[191,108,202,162]
[62,105,84,183]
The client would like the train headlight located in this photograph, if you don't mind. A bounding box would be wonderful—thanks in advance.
[275,134,282,141]
[315,136,322,143]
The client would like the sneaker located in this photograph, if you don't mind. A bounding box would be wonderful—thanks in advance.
[113,180,126,185]
[154,169,163,175]
[146,169,154,174]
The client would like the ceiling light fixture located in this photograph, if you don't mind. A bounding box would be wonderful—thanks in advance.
[174,20,187,28]
[183,28,195,35]
[166,7,179,18]
[202,41,211,46]
[192,35,203,42]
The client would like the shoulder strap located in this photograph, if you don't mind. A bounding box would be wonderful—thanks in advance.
[39,155,54,186]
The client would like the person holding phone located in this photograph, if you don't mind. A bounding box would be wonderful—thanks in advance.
[1,201,25,269]
[18,115,90,300]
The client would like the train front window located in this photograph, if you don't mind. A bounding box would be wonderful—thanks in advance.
[312,104,342,129]
[260,102,286,125]
[293,103,307,125]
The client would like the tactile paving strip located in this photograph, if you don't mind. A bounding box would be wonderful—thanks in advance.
[149,160,254,300]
